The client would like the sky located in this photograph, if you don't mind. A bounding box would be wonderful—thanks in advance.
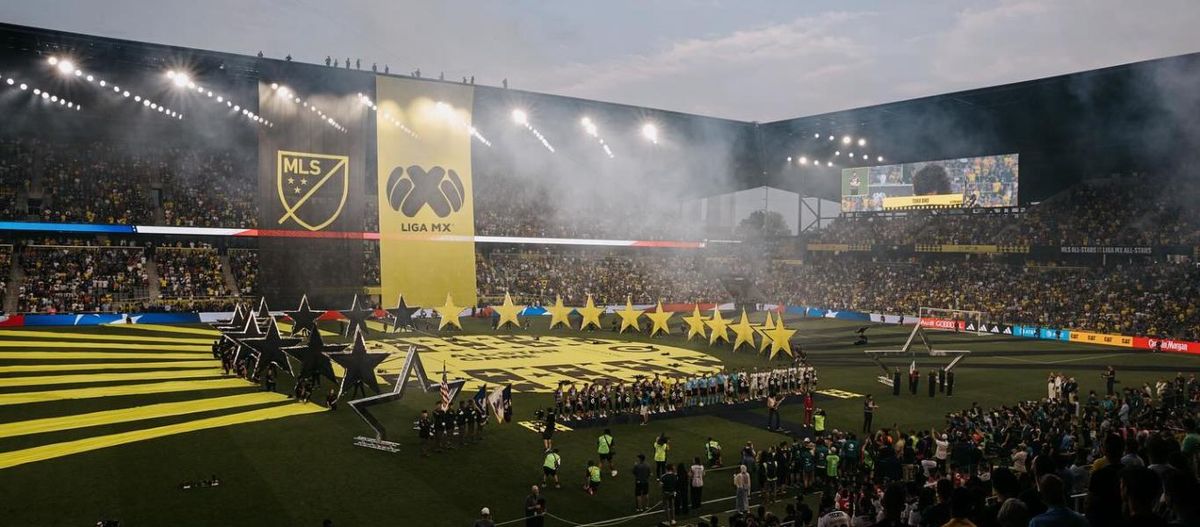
[6,0,1200,122]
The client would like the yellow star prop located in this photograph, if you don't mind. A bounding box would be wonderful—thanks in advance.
[757,311,776,353]
[646,301,674,337]
[436,294,463,330]
[546,295,573,329]
[730,308,757,352]
[705,308,730,345]
[493,292,524,329]
[682,305,708,341]
[616,296,644,333]
[765,316,798,360]
[578,294,604,330]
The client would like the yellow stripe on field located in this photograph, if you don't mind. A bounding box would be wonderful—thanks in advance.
[117,324,220,336]
[0,352,210,360]
[0,378,249,405]
[0,360,218,374]
[0,330,213,344]
[0,341,210,351]
[0,403,323,469]
[0,368,224,388]
[0,392,287,439]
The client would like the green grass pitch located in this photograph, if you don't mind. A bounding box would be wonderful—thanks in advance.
[0,315,1194,526]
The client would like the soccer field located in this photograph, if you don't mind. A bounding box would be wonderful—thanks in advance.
[0,316,1194,526]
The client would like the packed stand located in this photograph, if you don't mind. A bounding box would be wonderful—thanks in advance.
[36,143,154,225]
[17,243,149,313]
[155,244,229,299]
[159,150,257,228]
[757,259,1200,341]
[475,248,730,306]
[0,245,10,309]
[227,249,259,296]
[0,138,35,220]
[473,172,702,241]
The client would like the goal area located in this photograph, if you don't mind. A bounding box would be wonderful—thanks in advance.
[918,307,988,335]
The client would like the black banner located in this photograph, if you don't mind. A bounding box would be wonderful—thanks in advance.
[256,63,374,307]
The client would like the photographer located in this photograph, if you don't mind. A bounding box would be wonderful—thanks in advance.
[597,428,616,477]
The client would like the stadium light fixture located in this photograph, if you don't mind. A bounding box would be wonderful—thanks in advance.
[799,156,808,165]
[813,133,820,138]
[642,123,658,144]
[835,151,840,156]
[877,156,883,162]
[842,135,851,144]
[47,56,58,66]
[172,73,190,88]
[787,156,792,163]
[827,161,834,167]
[858,138,866,147]
[56,60,76,76]
[828,135,834,141]
[511,109,528,125]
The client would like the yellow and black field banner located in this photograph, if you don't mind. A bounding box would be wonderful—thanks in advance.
[375,76,478,307]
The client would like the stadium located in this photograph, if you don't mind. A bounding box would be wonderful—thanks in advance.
[0,13,1198,527]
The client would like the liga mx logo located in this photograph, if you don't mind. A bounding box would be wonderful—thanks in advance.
[276,151,349,231]
[385,165,466,218]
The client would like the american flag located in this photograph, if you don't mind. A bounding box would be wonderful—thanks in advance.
[439,363,450,411]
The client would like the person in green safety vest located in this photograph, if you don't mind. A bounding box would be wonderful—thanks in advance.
[542,448,562,489]
[584,460,601,495]
[705,437,722,467]
[814,408,827,437]
[653,434,670,477]
[825,446,841,482]
[597,429,617,477]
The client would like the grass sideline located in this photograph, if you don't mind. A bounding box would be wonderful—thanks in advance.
[0,315,1195,526]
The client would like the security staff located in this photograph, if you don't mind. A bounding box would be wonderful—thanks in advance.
[928,370,937,397]
[598,429,616,477]
[946,370,955,397]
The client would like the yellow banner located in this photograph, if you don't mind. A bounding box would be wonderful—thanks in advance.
[1068,330,1134,348]
[376,76,478,307]
[882,193,963,209]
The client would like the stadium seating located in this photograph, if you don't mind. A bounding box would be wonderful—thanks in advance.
[154,244,229,299]
[16,242,149,313]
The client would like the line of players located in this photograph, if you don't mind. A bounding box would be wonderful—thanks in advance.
[415,400,490,457]
[552,364,820,423]
[890,366,957,397]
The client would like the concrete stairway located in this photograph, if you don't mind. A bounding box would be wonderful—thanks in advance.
[219,254,238,296]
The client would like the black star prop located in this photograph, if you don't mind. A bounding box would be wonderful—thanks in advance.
[283,327,342,385]
[212,303,248,332]
[345,344,466,440]
[340,294,375,337]
[283,293,323,336]
[238,318,302,376]
[384,294,419,332]
[327,328,389,397]
[223,316,263,364]
[255,297,272,321]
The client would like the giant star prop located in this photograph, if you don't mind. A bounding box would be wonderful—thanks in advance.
[646,301,674,337]
[222,315,263,364]
[283,294,323,336]
[757,311,777,353]
[616,296,644,333]
[340,294,375,337]
[384,294,419,332]
[254,297,272,321]
[212,303,247,332]
[283,326,343,385]
[493,292,524,329]
[577,294,604,330]
[730,309,757,352]
[682,305,708,341]
[546,295,573,330]
[239,318,301,377]
[765,317,798,360]
[327,328,390,397]
[705,308,730,345]
[435,294,463,330]
[345,345,466,440]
